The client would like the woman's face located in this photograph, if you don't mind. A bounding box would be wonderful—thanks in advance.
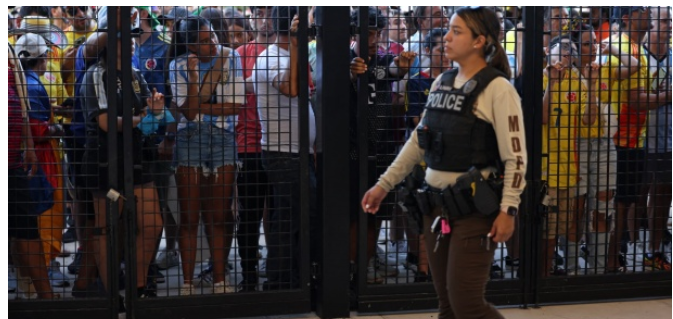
[444,14,480,63]
[579,31,597,66]
[188,25,217,61]
[426,36,449,70]
[228,24,247,49]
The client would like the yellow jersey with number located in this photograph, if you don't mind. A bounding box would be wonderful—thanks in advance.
[542,68,585,188]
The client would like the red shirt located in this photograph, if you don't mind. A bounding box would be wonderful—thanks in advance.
[596,21,612,41]
[8,68,24,169]
[235,41,266,154]
[388,42,404,55]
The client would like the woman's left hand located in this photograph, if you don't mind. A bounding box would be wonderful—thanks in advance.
[489,212,515,243]
[146,87,165,113]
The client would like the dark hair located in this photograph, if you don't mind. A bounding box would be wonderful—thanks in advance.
[224,9,252,34]
[199,8,230,47]
[19,56,43,70]
[272,6,298,33]
[423,28,447,50]
[568,23,594,45]
[454,7,511,78]
[413,6,429,30]
[19,6,51,18]
[350,6,387,30]
[164,16,212,96]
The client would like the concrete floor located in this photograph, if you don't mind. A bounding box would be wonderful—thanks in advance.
[229,298,672,319]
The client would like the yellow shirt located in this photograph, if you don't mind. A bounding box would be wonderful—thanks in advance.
[542,69,585,188]
[63,23,97,96]
[40,46,69,123]
[610,34,649,149]
[503,29,517,55]
[64,23,98,51]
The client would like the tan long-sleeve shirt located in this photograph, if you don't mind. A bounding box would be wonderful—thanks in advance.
[376,75,527,212]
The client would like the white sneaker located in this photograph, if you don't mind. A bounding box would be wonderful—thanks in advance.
[156,250,180,270]
[15,271,37,300]
[49,260,71,287]
[372,257,399,277]
[213,279,235,294]
[258,259,267,278]
[180,283,195,296]
[626,242,644,272]
[366,267,384,284]
[386,241,408,266]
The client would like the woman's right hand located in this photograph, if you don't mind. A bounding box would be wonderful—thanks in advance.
[187,53,200,79]
[361,185,388,214]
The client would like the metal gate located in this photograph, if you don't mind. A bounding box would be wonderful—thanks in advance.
[8,6,671,319]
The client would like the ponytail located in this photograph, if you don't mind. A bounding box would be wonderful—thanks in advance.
[488,42,511,79]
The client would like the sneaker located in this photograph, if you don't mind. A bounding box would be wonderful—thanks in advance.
[579,243,589,259]
[403,253,419,273]
[14,271,37,300]
[258,259,267,278]
[386,241,408,265]
[155,251,180,270]
[138,286,157,298]
[414,271,432,283]
[490,263,503,279]
[180,283,195,296]
[505,256,520,267]
[644,253,672,271]
[237,279,258,293]
[62,227,77,244]
[194,262,213,287]
[68,250,82,275]
[625,242,644,272]
[8,266,17,293]
[213,280,235,294]
[366,267,384,284]
[550,265,566,276]
[373,257,399,277]
[148,263,165,284]
[555,252,564,266]
[49,260,71,287]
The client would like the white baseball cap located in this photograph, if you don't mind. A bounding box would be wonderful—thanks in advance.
[14,33,49,59]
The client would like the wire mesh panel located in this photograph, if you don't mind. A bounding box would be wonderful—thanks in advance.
[7,5,672,319]
[539,6,672,280]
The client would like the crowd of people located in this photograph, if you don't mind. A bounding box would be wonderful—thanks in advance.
[6,6,671,314]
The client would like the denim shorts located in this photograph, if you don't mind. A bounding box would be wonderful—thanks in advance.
[175,122,237,174]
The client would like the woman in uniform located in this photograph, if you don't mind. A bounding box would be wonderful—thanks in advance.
[362,7,527,319]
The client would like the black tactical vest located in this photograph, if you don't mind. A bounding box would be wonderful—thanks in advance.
[417,67,505,172]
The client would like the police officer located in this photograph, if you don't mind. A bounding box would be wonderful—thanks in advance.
[362,7,526,319]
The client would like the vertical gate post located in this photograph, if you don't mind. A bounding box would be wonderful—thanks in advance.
[520,6,545,308]
[105,7,121,318]
[118,6,137,317]
[314,6,352,319]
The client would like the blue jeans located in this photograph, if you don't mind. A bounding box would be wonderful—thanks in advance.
[175,122,237,173]
[261,151,317,289]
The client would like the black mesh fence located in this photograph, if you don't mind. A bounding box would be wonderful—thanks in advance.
[6,5,671,318]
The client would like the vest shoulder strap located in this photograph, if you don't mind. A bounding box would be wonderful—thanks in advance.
[464,66,506,99]
[439,68,459,88]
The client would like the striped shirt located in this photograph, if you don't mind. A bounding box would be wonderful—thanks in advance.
[8,68,24,169]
